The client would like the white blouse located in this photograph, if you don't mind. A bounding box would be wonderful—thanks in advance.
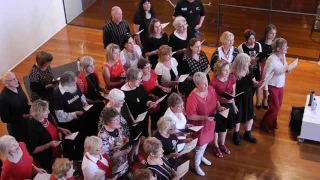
[164,107,187,129]
[218,46,235,64]
[154,57,178,83]
[262,53,288,90]
[82,152,109,180]
[120,44,142,68]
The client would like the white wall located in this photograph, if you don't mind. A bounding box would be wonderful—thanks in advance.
[0,0,66,73]
[64,0,96,23]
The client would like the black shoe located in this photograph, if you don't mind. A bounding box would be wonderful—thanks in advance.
[243,131,257,144]
[73,170,81,178]
[256,104,261,109]
[233,131,241,145]
[262,105,268,110]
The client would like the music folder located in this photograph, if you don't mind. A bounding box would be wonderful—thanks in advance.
[120,132,142,150]
[220,91,244,100]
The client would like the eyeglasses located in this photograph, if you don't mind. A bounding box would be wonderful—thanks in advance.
[177,23,187,29]
[5,77,17,82]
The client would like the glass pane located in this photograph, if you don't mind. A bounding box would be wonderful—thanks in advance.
[218,6,269,47]
[272,0,319,14]
[66,0,105,29]
[271,12,319,60]
[220,0,270,9]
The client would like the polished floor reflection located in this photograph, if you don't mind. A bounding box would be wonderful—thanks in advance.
[1,25,320,180]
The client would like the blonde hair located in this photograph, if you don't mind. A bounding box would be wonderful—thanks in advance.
[30,100,49,121]
[231,53,250,79]
[52,158,73,179]
[134,169,153,180]
[193,72,207,85]
[158,45,172,62]
[143,137,162,155]
[0,135,17,161]
[272,38,287,53]
[105,43,120,63]
[220,31,234,45]
[157,116,176,133]
[84,136,103,154]
[108,88,125,104]
[173,16,186,29]
[79,56,95,73]
[213,59,230,77]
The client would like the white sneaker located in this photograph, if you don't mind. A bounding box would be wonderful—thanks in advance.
[201,157,212,166]
[194,165,205,176]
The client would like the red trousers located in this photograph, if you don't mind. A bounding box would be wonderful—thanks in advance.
[260,86,284,130]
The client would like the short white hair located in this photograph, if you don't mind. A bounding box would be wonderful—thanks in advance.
[173,16,186,29]
[79,56,94,73]
[157,116,176,133]
[84,136,103,154]
[108,88,125,104]
[193,72,207,85]
[111,6,121,15]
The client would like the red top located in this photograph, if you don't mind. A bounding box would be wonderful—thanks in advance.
[76,71,101,94]
[43,120,61,161]
[49,174,75,180]
[210,74,236,102]
[1,142,34,180]
[185,86,217,146]
[142,70,158,94]
[102,60,125,90]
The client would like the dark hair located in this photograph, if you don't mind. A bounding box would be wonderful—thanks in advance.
[138,0,156,22]
[137,58,149,69]
[244,29,256,42]
[185,38,200,57]
[262,24,277,42]
[102,107,120,125]
[36,51,53,67]
[120,34,132,50]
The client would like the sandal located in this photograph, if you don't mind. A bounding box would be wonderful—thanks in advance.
[134,154,146,164]
[219,144,231,155]
[213,146,223,158]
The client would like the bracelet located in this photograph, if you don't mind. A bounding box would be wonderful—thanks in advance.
[45,144,48,149]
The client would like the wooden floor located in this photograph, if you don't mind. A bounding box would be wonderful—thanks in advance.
[70,0,320,60]
[1,25,320,179]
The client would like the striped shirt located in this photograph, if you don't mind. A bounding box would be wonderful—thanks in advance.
[146,157,174,180]
[103,20,130,48]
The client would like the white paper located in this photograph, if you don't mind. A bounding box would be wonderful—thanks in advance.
[56,77,60,81]
[161,22,170,29]
[200,39,205,45]
[219,108,229,118]
[83,104,93,111]
[287,58,299,72]
[176,160,190,179]
[155,94,168,104]
[171,51,177,56]
[115,161,128,173]
[135,29,144,35]
[188,126,203,132]
[204,67,210,75]
[135,111,148,123]
[33,173,51,180]
[134,132,142,141]
[65,131,79,140]
[177,143,185,152]
[178,74,189,82]
[259,71,274,90]
[178,136,186,140]
[179,138,198,155]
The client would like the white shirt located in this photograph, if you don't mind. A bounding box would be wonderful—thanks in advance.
[164,107,187,129]
[82,152,109,180]
[154,57,178,83]
[262,53,288,90]
[120,45,142,68]
[217,46,235,64]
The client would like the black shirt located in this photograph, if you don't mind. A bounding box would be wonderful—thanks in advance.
[52,86,83,113]
[154,131,178,170]
[85,74,103,101]
[258,39,273,62]
[144,33,169,69]
[133,12,156,46]
[173,0,205,29]
[103,20,130,48]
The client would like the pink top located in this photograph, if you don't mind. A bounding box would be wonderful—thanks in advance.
[210,74,236,102]
[102,60,125,90]
[185,86,217,146]
[141,70,158,94]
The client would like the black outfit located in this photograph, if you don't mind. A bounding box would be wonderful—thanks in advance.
[103,20,130,48]
[168,26,195,65]
[179,50,210,97]
[215,103,235,132]
[29,64,54,102]
[258,39,273,63]
[144,33,169,69]
[52,86,85,161]
[26,116,57,173]
[133,11,156,47]
[173,0,205,33]
[234,68,254,124]
[210,46,239,69]
[238,42,262,81]
[84,74,105,136]
[146,157,174,180]
[122,85,150,137]
[154,131,178,170]
[0,86,30,142]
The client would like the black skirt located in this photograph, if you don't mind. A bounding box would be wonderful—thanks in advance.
[235,88,254,124]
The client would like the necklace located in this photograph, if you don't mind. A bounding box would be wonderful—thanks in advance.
[222,47,230,60]
[86,75,98,92]
[40,119,49,128]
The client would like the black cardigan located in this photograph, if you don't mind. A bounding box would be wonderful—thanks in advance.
[26,115,59,173]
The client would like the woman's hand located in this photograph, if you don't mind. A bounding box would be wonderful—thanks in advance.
[170,81,179,86]
[185,124,193,128]
[33,166,47,174]
[48,141,61,148]
[148,102,157,108]
[233,104,239,114]
[250,57,258,63]
[162,87,171,93]
[217,105,226,112]
[181,138,193,143]
[45,83,56,89]
[168,153,181,159]
[59,128,72,136]
[153,49,159,55]
[254,80,264,87]
[122,146,132,155]
[204,116,215,121]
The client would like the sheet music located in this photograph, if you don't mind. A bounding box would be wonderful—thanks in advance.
[161,22,170,29]
[219,108,229,118]
[154,95,168,104]
[65,132,79,140]
[188,126,203,132]
[204,67,210,75]
[177,143,185,152]
[258,71,274,90]
[176,160,190,179]
[135,29,144,35]
[134,132,142,141]
[83,104,93,111]
[287,58,299,72]
[135,111,148,123]
[171,51,177,56]
[179,138,198,155]
[33,173,51,180]
[178,74,189,82]
[200,39,205,45]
